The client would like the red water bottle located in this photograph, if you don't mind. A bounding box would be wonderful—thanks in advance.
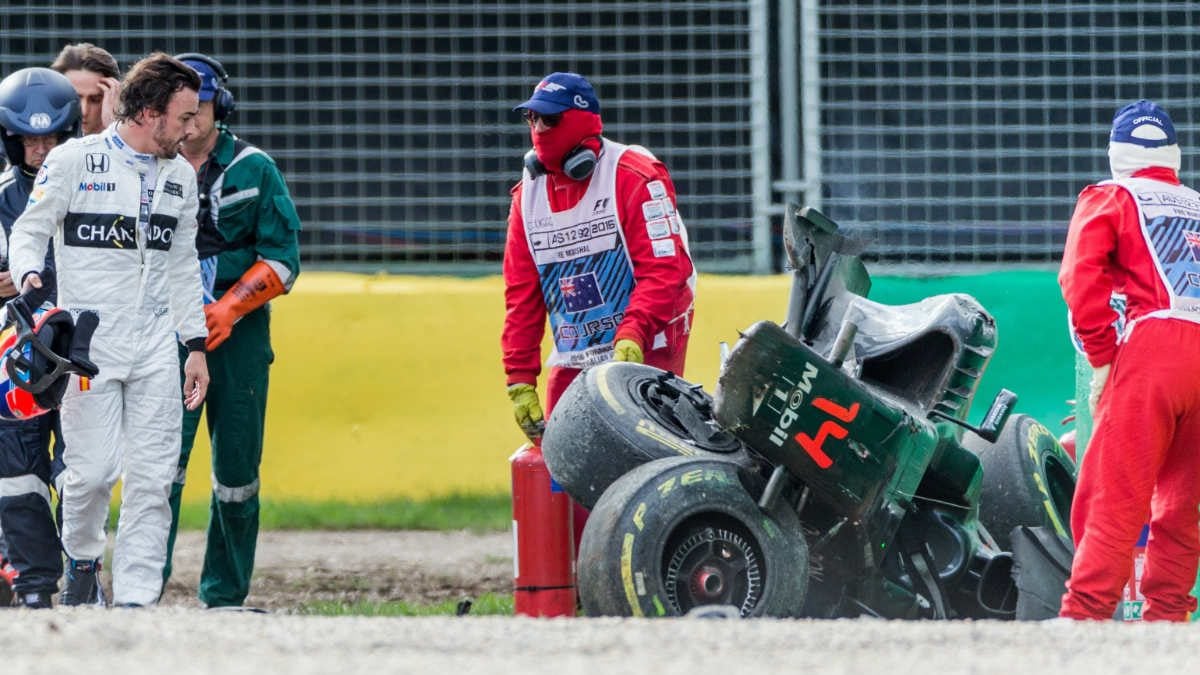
[510,441,576,617]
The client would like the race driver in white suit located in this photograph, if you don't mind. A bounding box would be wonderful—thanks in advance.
[9,53,209,607]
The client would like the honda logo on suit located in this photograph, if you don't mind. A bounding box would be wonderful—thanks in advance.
[85,153,109,173]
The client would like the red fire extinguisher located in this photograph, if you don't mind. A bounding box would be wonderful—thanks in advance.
[510,441,576,617]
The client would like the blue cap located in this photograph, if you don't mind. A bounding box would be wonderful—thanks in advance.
[513,72,600,115]
[1110,100,1177,148]
[181,59,221,102]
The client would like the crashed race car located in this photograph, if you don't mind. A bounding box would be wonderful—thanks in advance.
[542,205,1077,619]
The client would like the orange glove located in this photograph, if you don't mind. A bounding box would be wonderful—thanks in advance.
[204,261,285,350]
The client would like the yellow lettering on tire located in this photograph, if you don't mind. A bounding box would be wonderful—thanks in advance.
[633,502,646,531]
[704,469,732,485]
[1033,471,1067,538]
[762,517,780,539]
[597,366,625,415]
[635,419,697,455]
[1026,423,1068,537]
[621,532,644,617]
[652,596,666,616]
[656,476,677,497]
[1026,423,1053,463]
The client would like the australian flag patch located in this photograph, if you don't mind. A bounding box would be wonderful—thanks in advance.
[1186,230,1200,261]
[559,272,604,312]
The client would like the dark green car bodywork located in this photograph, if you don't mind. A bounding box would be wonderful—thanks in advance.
[711,206,1029,619]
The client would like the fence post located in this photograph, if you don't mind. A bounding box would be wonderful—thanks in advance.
[800,0,822,213]
[750,0,772,274]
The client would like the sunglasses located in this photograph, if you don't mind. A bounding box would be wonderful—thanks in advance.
[522,110,563,128]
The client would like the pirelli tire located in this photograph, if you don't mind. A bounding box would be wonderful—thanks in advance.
[577,456,809,618]
[962,414,1077,552]
[542,362,757,510]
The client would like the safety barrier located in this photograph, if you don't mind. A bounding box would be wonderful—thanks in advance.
[180,271,1073,503]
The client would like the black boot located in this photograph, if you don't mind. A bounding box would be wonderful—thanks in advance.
[19,590,53,609]
[60,558,105,607]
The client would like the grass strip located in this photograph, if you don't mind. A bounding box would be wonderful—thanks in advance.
[297,592,514,616]
[171,492,511,532]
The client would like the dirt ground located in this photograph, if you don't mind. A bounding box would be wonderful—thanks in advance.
[158,529,513,610]
[4,530,1197,675]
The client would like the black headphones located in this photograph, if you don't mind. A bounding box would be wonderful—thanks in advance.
[523,141,599,182]
[175,52,236,122]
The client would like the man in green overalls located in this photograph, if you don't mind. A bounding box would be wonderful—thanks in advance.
[164,53,301,608]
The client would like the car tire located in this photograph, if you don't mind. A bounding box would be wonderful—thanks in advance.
[576,456,808,618]
[962,414,1076,551]
[542,362,757,509]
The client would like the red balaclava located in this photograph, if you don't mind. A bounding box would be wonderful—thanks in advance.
[531,108,603,175]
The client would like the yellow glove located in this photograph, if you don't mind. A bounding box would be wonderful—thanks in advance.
[507,383,545,441]
[612,338,643,363]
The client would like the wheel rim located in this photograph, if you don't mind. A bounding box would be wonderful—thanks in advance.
[663,514,764,616]
[632,373,743,453]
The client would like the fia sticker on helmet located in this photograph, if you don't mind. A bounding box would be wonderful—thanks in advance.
[29,113,51,130]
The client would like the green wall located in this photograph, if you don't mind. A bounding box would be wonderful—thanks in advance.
[868,270,1074,432]
[181,271,1073,503]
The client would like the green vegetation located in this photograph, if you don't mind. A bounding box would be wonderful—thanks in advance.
[297,593,514,616]
[173,492,512,532]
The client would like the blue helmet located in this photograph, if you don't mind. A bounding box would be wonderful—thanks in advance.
[0,67,82,167]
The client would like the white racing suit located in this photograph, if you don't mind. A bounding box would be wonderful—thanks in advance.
[9,126,206,605]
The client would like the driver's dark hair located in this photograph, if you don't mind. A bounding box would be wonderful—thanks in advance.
[114,52,200,123]
[50,42,120,79]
